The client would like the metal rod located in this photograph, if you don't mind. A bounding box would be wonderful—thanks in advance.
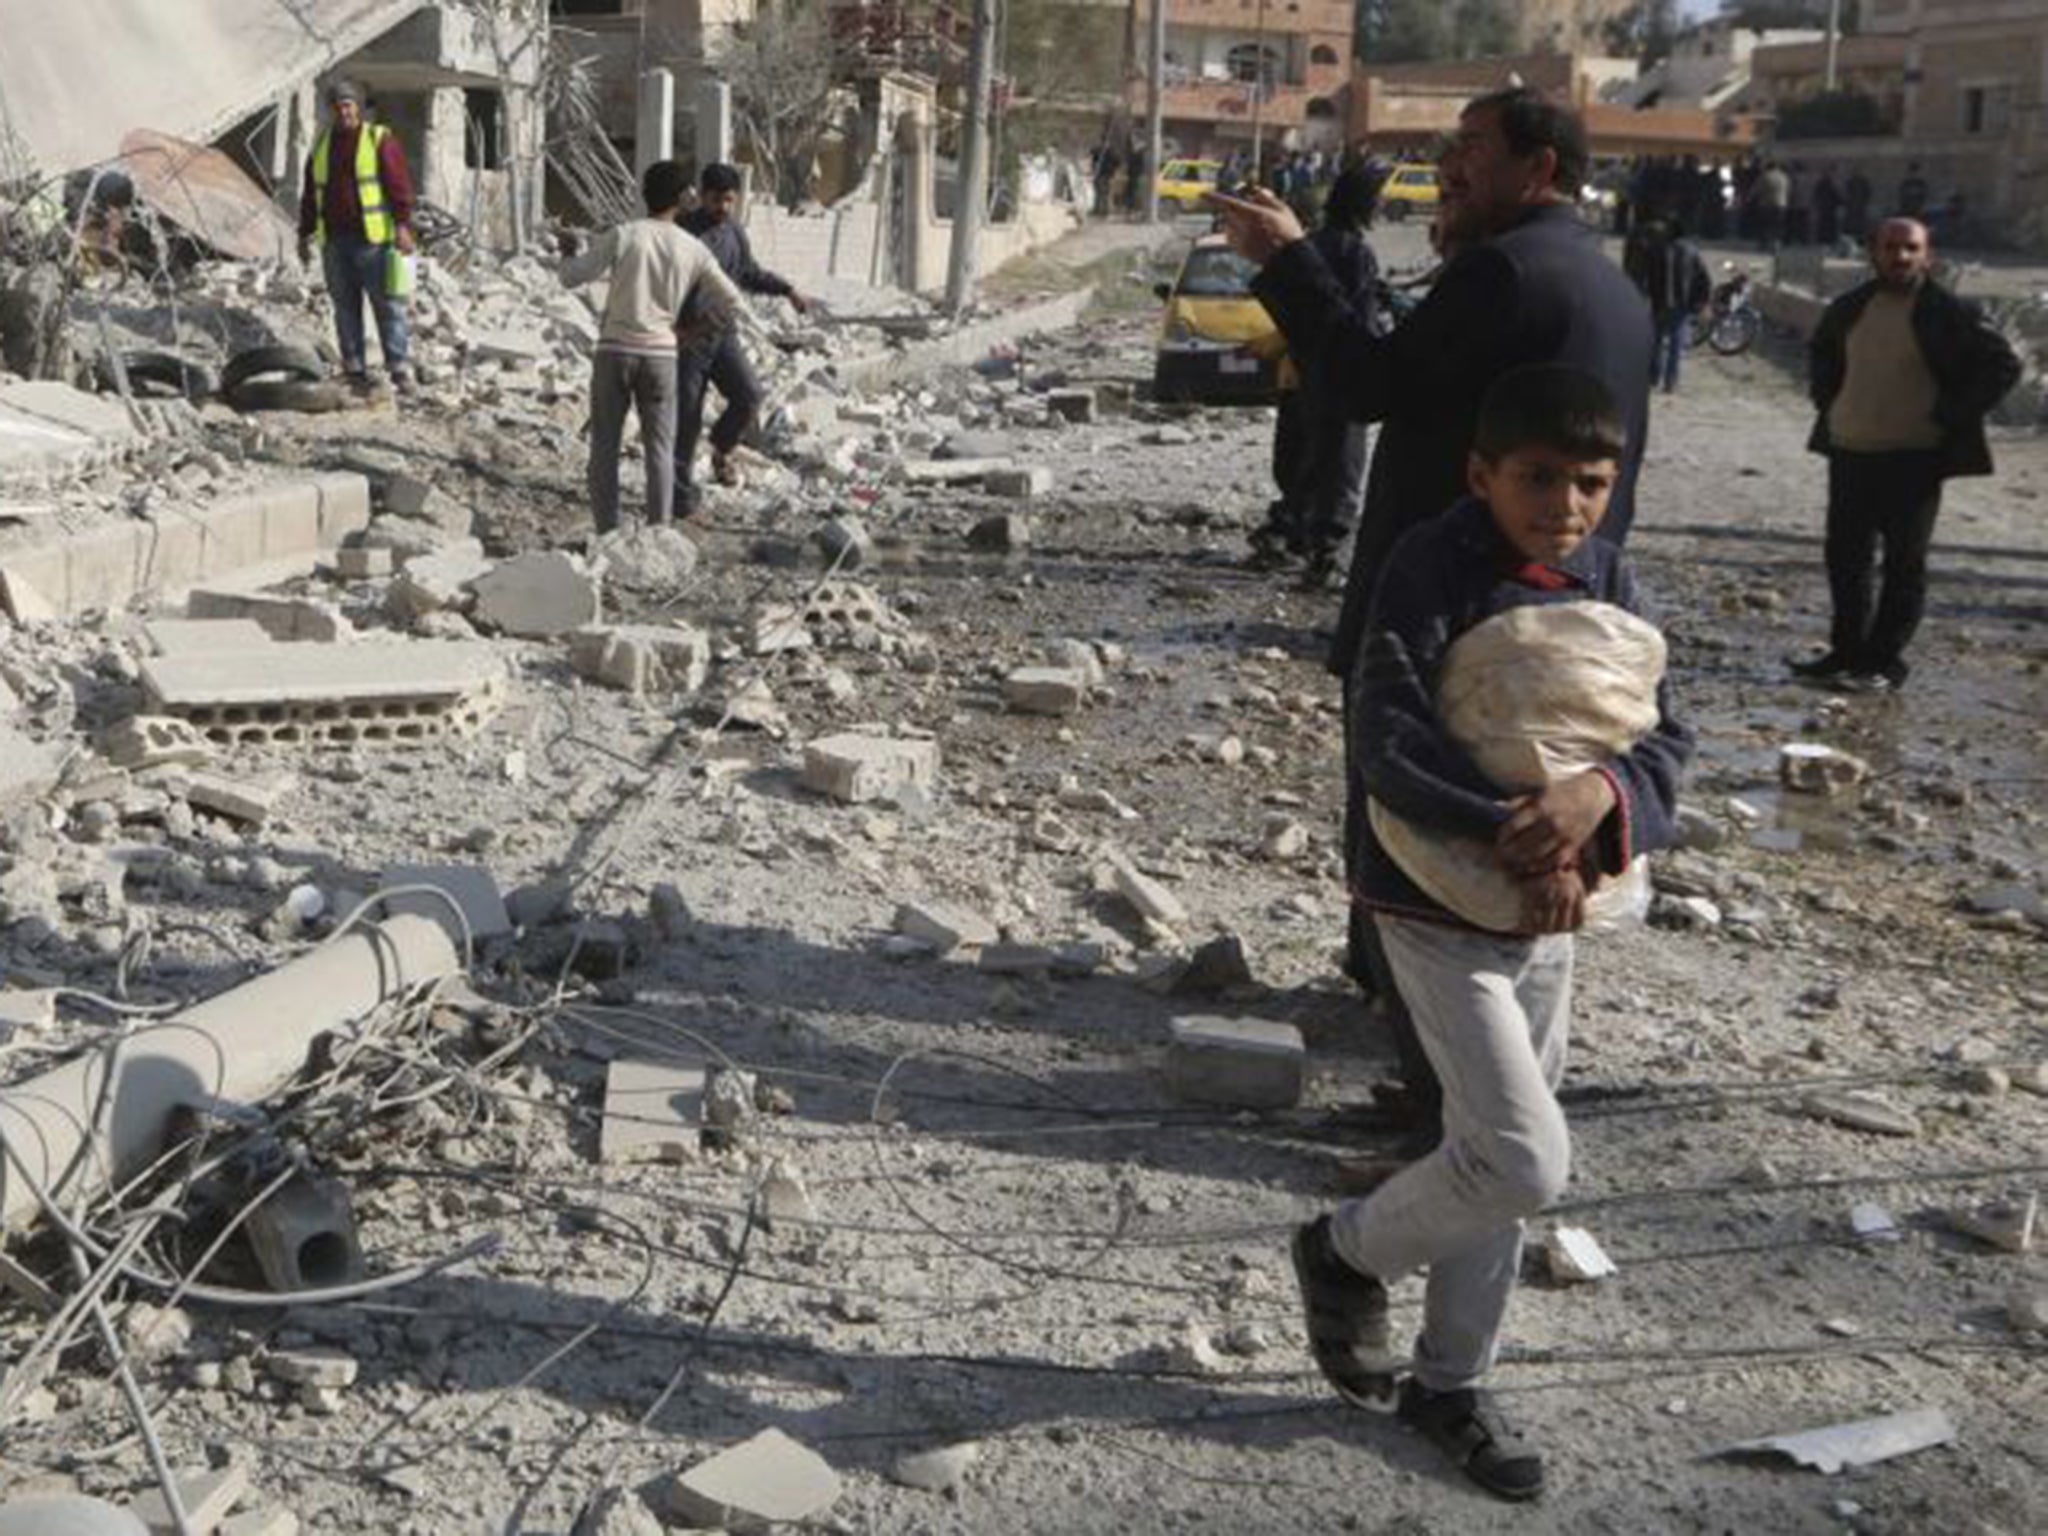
[1145,0,1165,222]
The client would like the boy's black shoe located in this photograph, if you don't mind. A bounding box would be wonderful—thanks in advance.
[1289,1215,1397,1411]
[1841,656,1909,694]
[1397,1379,1546,1502]
[1297,545,1340,591]
[1787,649,1854,682]
[1247,521,1292,571]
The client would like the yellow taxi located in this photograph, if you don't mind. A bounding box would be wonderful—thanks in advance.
[1152,235,1284,405]
[1155,158,1224,215]
[1377,160,1441,221]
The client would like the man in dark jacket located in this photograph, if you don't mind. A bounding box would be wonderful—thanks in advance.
[1792,217,2022,691]
[675,162,810,513]
[1626,216,1711,394]
[1212,88,1652,1135]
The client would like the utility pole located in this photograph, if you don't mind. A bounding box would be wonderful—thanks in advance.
[1249,0,1268,182]
[947,0,1000,314]
[1823,0,1842,92]
[1145,0,1166,222]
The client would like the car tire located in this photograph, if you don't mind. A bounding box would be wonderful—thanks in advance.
[227,377,350,414]
[219,343,326,395]
[96,350,218,402]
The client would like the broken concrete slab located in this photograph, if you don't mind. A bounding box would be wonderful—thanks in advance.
[600,1058,705,1165]
[1164,1016,1305,1110]
[1003,667,1088,717]
[1108,850,1189,929]
[593,525,699,593]
[1800,1089,1921,1137]
[568,624,711,695]
[802,733,939,805]
[129,1464,249,1535]
[187,588,351,644]
[0,1496,148,1536]
[1713,1405,1957,1474]
[471,550,600,638]
[143,618,274,656]
[264,1348,358,1388]
[979,942,1058,976]
[901,456,1015,484]
[179,770,290,826]
[378,864,513,944]
[893,899,999,955]
[662,1427,841,1531]
[0,721,66,806]
[384,545,493,622]
[1544,1226,1617,1283]
[890,1441,980,1493]
[334,546,393,579]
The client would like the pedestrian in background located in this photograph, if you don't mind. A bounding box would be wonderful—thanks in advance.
[297,79,416,394]
[1752,161,1789,252]
[560,160,739,534]
[1792,217,2021,691]
[1627,216,1711,395]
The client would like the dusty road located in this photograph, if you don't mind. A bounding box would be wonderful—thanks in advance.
[3,221,2044,1534]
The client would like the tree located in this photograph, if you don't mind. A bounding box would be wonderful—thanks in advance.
[1357,0,1514,63]
[710,0,854,208]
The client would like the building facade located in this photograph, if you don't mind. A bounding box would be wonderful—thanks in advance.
[1128,0,1352,158]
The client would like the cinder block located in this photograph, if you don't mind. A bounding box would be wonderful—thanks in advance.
[192,493,271,576]
[244,1175,363,1291]
[568,624,711,695]
[1046,388,1096,423]
[64,522,150,615]
[335,546,392,579]
[312,472,373,544]
[801,733,939,805]
[1164,1016,1305,1110]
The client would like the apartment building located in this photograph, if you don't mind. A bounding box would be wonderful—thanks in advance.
[1128,0,1353,157]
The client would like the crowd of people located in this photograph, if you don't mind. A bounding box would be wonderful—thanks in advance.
[1203,85,2020,1501]
[1615,151,1973,252]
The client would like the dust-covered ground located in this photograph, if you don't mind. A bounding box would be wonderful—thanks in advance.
[2,221,2044,1535]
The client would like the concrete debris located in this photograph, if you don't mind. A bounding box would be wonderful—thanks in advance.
[144,619,275,657]
[219,1512,297,1536]
[600,1058,705,1165]
[967,512,1031,551]
[378,864,513,943]
[747,605,815,655]
[569,624,711,695]
[815,514,874,571]
[187,588,351,644]
[118,1303,192,1365]
[1166,1319,1229,1373]
[894,899,999,955]
[130,1464,249,1535]
[802,733,939,805]
[1849,1202,1902,1243]
[1003,666,1088,716]
[979,941,1058,975]
[180,769,291,826]
[2009,1289,2048,1332]
[0,1497,148,1536]
[890,1441,980,1493]
[721,679,788,735]
[902,456,1014,484]
[0,722,65,806]
[1779,743,1871,796]
[571,1485,664,1536]
[1107,850,1190,929]
[984,465,1052,498]
[1714,1405,1957,1474]
[334,545,393,579]
[759,1157,817,1224]
[1171,932,1254,997]
[1944,1193,2036,1254]
[1544,1226,1618,1283]
[662,1427,842,1530]
[1800,1089,1922,1137]
[242,1175,363,1291]
[385,545,493,623]
[94,716,214,770]
[593,525,700,593]
[1045,387,1096,423]
[1164,1016,1305,1110]
[264,1348,358,1388]
[703,1067,759,1149]
[1259,816,1309,860]
[471,550,601,638]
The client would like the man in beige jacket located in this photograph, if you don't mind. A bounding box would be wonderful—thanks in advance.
[562,160,741,532]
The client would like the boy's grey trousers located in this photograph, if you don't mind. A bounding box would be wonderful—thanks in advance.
[1332,914,1575,1393]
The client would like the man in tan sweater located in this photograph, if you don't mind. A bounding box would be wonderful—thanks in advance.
[1794,218,2022,690]
[562,161,741,532]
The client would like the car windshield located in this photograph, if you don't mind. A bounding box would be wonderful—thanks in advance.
[1398,168,1437,187]
[1176,247,1258,297]
[1170,163,1217,184]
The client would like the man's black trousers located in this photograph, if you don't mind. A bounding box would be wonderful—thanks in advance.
[1824,448,1946,671]
[675,334,762,500]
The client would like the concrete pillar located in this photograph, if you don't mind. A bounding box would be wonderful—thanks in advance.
[697,78,733,170]
[636,68,675,176]
[0,914,461,1230]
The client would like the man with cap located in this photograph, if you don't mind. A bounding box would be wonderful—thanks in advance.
[297,79,417,393]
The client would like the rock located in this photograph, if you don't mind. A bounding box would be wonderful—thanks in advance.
[721,678,787,735]
[1801,1089,1922,1137]
[802,733,939,805]
[593,525,699,593]
[1850,1202,1901,1243]
[759,1158,816,1224]
[649,883,691,940]
[1043,637,1105,686]
[334,546,392,579]
[967,512,1030,551]
[180,771,290,827]
[1543,1226,1617,1283]
[1172,933,1253,997]
[2008,1288,2048,1332]
[119,1303,191,1365]
[814,515,873,571]
[1259,816,1309,860]
[264,1347,358,1388]
[1673,802,1728,852]
[704,1066,758,1147]
[662,1428,841,1531]
[984,465,1052,498]
[1960,882,2047,923]
[1779,742,1870,796]
[1165,1319,1228,1373]
[979,942,1058,976]
[1164,1016,1304,1109]
[1962,1065,2011,1097]
[1108,851,1189,929]
[894,900,998,955]
[571,1485,663,1536]
[1654,893,1723,930]
[384,544,492,622]
[2012,1062,2048,1097]
[1003,666,1088,717]
[359,514,472,562]
[568,624,711,695]
[1945,1193,2036,1254]
[890,1442,980,1493]
[381,473,439,519]
[471,550,600,638]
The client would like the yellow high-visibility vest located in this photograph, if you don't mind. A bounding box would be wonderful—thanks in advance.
[311,123,395,246]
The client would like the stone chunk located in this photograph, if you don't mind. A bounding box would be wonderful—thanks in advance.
[814,515,873,571]
[220,1512,297,1536]
[265,1347,358,1388]
[1945,1193,2037,1254]
[378,864,512,943]
[1108,851,1189,929]
[600,1058,705,1164]
[663,1428,841,1531]
[180,770,290,826]
[1164,1016,1305,1109]
[0,1497,148,1536]
[1801,1089,1921,1137]
[1544,1226,1617,1283]
[594,525,699,592]
[187,589,351,644]
[1045,388,1096,423]
[894,899,998,955]
[891,1441,980,1493]
[568,624,710,695]
[979,942,1058,976]
[384,545,492,622]
[984,466,1052,498]
[1779,742,1870,796]
[967,513,1030,551]
[130,1465,248,1535]
[471,550,600,638]
[903,456,1013,484]
[1003,667,1088,717]
[334,546,392,579]
[802,733,939,805]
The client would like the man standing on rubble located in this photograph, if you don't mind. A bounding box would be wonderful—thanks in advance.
[561,160,741,533]
[674,162,810,516]
[297,79,416,394]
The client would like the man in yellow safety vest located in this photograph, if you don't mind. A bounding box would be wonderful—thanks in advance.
[296,79,417,393]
